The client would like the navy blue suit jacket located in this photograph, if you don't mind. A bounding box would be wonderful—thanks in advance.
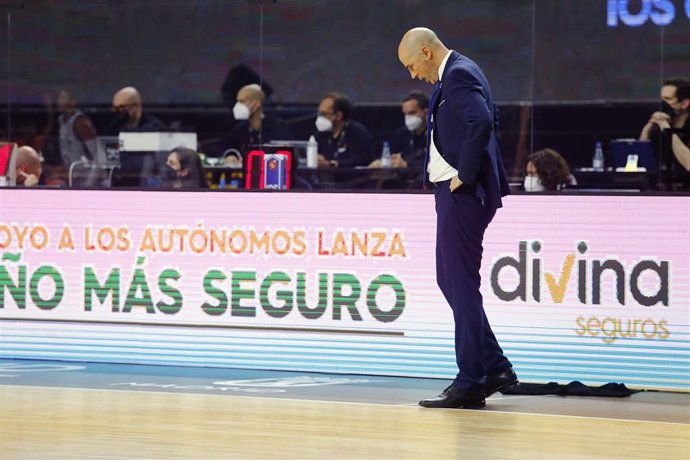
[426,51,510,209]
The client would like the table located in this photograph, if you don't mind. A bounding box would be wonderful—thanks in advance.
[571,169,653,191]
[203,165,423,190]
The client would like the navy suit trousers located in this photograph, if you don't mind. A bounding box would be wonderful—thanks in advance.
[433,181,511,389]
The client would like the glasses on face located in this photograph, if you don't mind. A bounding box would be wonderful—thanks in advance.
[112,103,139,112]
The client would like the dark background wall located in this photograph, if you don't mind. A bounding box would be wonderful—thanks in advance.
[1,0,689,104]
[0,0,689,179]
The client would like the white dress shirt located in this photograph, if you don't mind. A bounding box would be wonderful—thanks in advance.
[427,50,459,184]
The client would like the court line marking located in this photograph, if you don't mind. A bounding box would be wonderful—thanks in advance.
[1,383,687,427]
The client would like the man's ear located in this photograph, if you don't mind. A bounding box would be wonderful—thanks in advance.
[681,98,690,110]
[421,46,432,60]
[179,168,189,177]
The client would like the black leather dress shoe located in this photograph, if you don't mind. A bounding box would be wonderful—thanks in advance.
[419,385,486,409]
[485,367,519,397]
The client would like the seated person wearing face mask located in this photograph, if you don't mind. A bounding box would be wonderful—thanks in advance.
[224,84,292,165]
[523,148,576,192]
[369,91,428,172]
[103,86,166,187]
[639,77,690,174]
[103,86,165,135]
[15,145,43,187]
[314,92,375,168]
[161,147,209,189]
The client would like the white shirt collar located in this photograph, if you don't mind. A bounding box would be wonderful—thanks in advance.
[437,50,452,82]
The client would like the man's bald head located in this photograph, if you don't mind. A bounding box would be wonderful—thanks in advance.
[238,84,265,103]
[236,83,266,121]
[398,27,449,85]
[16,146,42,186]
[398,28,443,60]
[112,86,143,126]
[113,86,141,105]
[16,145,40,167]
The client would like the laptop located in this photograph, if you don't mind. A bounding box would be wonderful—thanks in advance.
[609,139,657,171]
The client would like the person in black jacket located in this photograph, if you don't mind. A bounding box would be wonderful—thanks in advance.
[103,86,164,135]
[369,90,428,173]
[223,84,292,165]
[313,92,374,168]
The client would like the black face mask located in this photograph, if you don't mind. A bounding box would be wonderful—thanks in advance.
[660,100,675,117]
[162,165,179,182]
[115,110,131,124]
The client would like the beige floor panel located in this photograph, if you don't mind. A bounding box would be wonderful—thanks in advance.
[1,385,688,459]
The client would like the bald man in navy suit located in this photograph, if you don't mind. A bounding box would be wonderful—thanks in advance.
[398,27,518,409]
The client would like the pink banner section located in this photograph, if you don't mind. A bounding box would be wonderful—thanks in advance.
[0,190,688,390]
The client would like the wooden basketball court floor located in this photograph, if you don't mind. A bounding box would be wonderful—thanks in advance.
[0,359,688,459]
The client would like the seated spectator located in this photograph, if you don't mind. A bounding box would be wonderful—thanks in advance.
[161,147,209,189]
[103,86,165,135]
[223,84,292,165]
[104,87,165,187]
[523,149,576,192]
[57,88,98,166]
[639,76,690,172]
[314,92,374,168]
[15,145,42,186]
[370,90,428,172]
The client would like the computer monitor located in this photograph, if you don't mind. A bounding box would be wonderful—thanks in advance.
[609,139,657,170]
[116,130,197,187]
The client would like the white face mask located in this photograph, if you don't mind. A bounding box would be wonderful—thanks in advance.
[523,176,545,192]
[405,115,423,132]
[315,115,333,132]
[233,102,251,120]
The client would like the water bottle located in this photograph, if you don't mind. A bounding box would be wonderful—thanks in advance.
[306,135,318,168]
[592,141,604,171]
[380,141,391,168]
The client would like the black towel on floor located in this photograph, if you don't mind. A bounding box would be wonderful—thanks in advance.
[501,382,565,395]
[501,381,638,397]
